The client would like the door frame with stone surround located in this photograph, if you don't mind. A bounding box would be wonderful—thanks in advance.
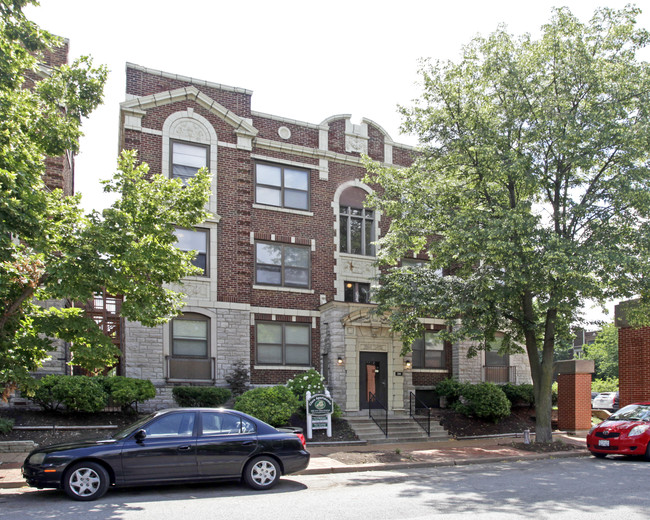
[359,351,388,409]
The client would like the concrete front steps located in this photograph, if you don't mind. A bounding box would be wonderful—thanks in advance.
[345,413,449,444]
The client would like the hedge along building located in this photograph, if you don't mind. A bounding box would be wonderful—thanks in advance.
[118,64,532,412]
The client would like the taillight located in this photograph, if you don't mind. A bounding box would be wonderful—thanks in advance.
[296,433,306,448]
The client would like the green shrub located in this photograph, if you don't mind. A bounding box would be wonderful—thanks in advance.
[100,376,156,412]
[592,377,619,393]
[501,383,535,407]
[225,361,250,397]
[234,386,300,427]
[286,369,342,418]
[0,417,14,434]
[453,382,511,423]
[286,369,326,400]
[435,378,466,406]
[172,386,232,407]
[31,375,107,413]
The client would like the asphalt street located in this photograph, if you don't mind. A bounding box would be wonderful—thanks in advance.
[0,457,647,519]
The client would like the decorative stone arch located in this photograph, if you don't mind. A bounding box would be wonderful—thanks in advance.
[162,110,218,178]
[332,180,381,302]
[162,110,219,215]
[332,179,382,249]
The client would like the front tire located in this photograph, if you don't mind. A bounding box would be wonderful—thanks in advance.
[243,456,280,490]
[63,461,110,501]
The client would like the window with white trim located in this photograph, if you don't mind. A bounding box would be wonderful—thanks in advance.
[344,281,371,303]
[174,228,208,275]
[255,162,309,210]
[171,141,208,181]
[412,331,446,369]
[256,322,311,366]
[172,313,209,358]
[255,242,310,288]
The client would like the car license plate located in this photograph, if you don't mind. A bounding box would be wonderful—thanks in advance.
[598,440,610,447]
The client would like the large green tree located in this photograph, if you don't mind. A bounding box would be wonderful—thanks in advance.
[365,6,650,442]
[584,323,619,381]
[0,1,212,394]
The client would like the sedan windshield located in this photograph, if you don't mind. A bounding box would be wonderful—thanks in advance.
[607,404,650,422]
[112,413,156,440]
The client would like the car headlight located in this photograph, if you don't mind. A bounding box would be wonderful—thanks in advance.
[28,452,46,465]
[628,425,650,437]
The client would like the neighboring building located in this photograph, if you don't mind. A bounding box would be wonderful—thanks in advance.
[25,39,75,197]
[117,63,532,412]
[21,40,79,381]
[572,327,599,358]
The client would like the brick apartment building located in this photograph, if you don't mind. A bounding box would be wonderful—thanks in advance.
[28,39,74,197]
[118,63,532,412]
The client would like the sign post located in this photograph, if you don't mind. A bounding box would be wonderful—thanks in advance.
[306,390,333,439]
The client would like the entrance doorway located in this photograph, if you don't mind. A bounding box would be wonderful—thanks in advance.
[359,352,387,409]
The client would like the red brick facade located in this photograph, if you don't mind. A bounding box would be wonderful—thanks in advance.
[618,326,650,407]
[119,64,415,391]
[26,40,74,196]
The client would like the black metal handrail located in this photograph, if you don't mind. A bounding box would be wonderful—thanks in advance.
[368,392,388,438]
[409,392,431,436]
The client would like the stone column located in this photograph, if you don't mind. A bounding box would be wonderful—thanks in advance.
[555,359,595,433]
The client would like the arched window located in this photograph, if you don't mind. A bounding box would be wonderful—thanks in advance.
[339,187,374,256]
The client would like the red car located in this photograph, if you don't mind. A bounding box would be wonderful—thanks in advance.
[587,402,650,459]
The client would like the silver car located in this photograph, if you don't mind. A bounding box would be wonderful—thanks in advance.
[592,391,619,411]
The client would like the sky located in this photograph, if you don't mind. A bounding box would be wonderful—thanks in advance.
[24,0,650,324]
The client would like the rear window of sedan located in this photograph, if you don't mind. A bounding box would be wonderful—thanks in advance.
[200,412,256,435]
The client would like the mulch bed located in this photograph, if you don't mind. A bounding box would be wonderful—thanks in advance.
[1,406,564,451]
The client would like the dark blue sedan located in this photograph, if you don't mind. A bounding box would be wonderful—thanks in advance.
[22,408,310,500]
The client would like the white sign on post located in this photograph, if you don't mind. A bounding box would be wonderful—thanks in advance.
[306,390,333,439]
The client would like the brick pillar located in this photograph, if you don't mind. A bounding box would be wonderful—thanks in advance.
[615,300,650,408]
[556,360,595,433]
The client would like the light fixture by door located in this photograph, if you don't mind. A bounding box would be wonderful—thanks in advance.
[337,356,344,365]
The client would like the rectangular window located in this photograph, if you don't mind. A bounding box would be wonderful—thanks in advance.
[344,281,371,303]
[340,206,374,256]
[171,141,208,180]
[256,322,310,366]
[255,163,309,210]
[412,331,445,369]
[174,228,208,275]
[172,315,208,357]
[255,242,310,288]
[485,350,508,366]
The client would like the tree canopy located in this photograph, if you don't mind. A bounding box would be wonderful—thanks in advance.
[584,323,619,381]
[0,0,212,394]
[365,6,650,442]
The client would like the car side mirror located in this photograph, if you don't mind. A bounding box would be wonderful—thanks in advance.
[134,429,147,442]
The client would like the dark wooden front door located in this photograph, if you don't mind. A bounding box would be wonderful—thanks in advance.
[359,352,388,409]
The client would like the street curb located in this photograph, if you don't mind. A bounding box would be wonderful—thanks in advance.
[297,450,590,476]
[1,450,591,489]
[0,480,26,489]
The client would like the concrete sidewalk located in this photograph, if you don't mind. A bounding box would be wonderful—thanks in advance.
[0,434,589,490]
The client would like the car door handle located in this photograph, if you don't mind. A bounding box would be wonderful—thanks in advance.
[241,441,255,446]
[177,445,191,451]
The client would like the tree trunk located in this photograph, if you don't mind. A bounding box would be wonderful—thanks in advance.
[521,294,556,443]
[533,363,554,443]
